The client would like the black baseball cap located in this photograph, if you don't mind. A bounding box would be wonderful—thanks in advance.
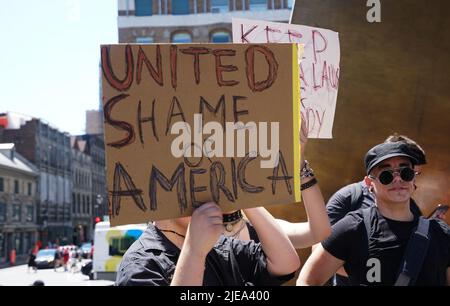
[365,142,418,174]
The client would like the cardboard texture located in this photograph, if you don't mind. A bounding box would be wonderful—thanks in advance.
[232,18,340,139]
[101,43,303,225]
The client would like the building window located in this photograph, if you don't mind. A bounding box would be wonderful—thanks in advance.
[14,234,21,254]
[26,206,34,222]
[14,180,19,194]
[211,0,229,13]
[0,202,6,222]
[24,233,32,256]
[72,193,76,213]
[211,31,231,43]
[27,182,32,196]
[171,32,192,43]
[86,197,90,214]
[249,0,267,10]
[135,0,153,16]
[0,177,3,192]
[172,0,190,15]
[12,204,21,222]
[136,36,154,44]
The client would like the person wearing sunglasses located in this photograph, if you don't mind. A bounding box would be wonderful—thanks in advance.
[297,141,450,286]
[323,134,426,286]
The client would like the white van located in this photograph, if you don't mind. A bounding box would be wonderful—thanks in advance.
[92,221,147,281]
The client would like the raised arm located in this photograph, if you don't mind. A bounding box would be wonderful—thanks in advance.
[244,207,300,277]
[276,118,331,248]
[296,243,344,285]
[170,202,223,286]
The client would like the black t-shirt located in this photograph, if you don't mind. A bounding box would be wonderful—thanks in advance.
[326,180,422,225]
[322,206,450,286]
[115,224,294,286]
[247,221,260,243]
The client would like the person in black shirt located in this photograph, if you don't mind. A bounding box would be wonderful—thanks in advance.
[327,134,426,226]
[324,135,426,285]
[298,141,450,286]
[116,202,300,286]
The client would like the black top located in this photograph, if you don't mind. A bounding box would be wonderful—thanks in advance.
[246,221,260,243]
[115,224,294,286]
[326,180,422,225]
[322,206,450,286]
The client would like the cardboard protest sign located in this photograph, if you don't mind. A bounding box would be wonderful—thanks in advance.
[101,43,303,225]
[232,18,340,138]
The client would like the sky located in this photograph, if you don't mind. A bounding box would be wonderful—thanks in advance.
[0,0,118,135]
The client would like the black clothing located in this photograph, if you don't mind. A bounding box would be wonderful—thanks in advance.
[116,224,294,286]
[322,206,450,286]
[326,180,423,286]
[28,253,36,267]
[326,180,422,226]
[247,221,260,243]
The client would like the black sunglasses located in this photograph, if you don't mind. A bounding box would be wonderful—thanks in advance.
[370,167,417,185]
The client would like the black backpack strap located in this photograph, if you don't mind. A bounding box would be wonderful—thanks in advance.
[361,207,372,240]
[395,217,430,286]
[246,222,260,243]
[350,182,364,211]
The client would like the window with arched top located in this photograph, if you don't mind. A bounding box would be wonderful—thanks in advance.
[136,36,154,44]
[135,0,153,16]
[211,31,231,43]
[171,32,192,43]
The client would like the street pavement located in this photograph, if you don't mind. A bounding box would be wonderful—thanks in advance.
[0,261,114,286]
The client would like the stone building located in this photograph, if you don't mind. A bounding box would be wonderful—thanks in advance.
[0,143,39,265]
[0,113,72,245]
[71,137,93,244]
[118,0,293,44]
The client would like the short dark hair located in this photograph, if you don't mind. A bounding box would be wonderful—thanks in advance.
[31,280,45,286]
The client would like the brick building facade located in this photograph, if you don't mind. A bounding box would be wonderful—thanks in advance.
[0,144,39,265]
[0,114,72,245]
[118,0,292,44]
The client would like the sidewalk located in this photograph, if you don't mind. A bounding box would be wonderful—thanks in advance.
[0,263,114,286]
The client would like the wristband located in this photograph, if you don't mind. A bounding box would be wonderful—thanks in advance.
[300,177,317,191]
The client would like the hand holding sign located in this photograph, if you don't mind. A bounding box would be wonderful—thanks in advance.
[101,43,303,225]
[186,202,224,257]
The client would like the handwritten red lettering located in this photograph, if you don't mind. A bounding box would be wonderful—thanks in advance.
[312,30,328,63]
[240,24,258,43]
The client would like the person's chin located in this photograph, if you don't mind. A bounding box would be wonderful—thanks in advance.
[388,192,411,203]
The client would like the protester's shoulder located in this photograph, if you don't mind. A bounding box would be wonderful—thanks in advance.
[213,235,268,266]
[327,181,368,204]
[215,235,261,255]
[119,225,165,264]
[116,228,176,286]
[326,184,355,220]
[333,207,368,231]
[327,183,355,203]
[429,218,450,237]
